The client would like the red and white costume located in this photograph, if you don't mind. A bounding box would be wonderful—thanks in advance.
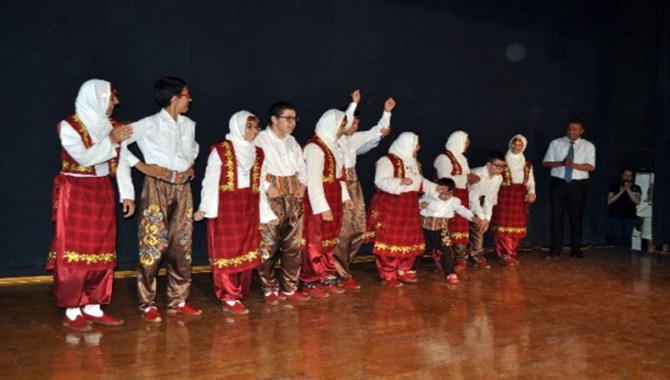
[198,111,265,303]
[491,134,535,261]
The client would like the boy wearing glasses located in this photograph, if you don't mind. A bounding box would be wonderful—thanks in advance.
[118,76,201,322]
[419,178,481,284]
[254,102,310,304]
[466,151,505,268]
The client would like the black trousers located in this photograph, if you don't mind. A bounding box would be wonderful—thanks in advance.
[549,177,588,255]
[422,228,455,275]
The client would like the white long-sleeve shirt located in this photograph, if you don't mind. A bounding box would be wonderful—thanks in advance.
[58,120,117,177]
[116,109,199,201]
[338,110,390,169]
[254,128,307,223]
[467,166,503,221]
[419,194,475,221]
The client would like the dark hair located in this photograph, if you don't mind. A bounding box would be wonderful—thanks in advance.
[568,118,585,128]
[436,177,456,191]
[487,150,505,163]
[154,77,187,108]
[620,167,636,178]
[338,106,361,118]
[268,101,297,124]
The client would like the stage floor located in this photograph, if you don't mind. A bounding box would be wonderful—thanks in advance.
[1,248,669,379]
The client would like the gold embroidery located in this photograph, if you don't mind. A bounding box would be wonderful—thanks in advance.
[444,150,462,176]
[210,250,260,269]
[373,242,425,255]
[314,137,336,183]
[450,232,469,240]
[62,251,116,265]
[492,226,527,234]
[139,204,168,266]
[251,152,262,193]
[322,237,339,248]
[219,142,235,192]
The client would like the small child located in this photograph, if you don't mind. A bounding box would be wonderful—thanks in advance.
[420,178,481,284]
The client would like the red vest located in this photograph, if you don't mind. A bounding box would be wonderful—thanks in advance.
[213,141,264,193]
[501,160,532,187]
[58,114,120,176]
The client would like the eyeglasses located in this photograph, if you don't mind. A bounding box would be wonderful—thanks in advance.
[277,115,300,122]
[177,92,192,99]
[490,162,505,169]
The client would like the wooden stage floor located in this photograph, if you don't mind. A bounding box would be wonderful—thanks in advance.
[1,248,670,379]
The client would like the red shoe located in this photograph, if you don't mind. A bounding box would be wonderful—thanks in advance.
[279,291,311,302]
[397,273,418,283]
[142,307,162,323]
[446,274,460,284]
[381,279,403,288]
[82,312,124,326]
[264,293,280,305]
[222,301,249,315]
[341,278,361,289]
[63,315,92,331]
[454,260,467,271]
[475,259,491,269]
[168,303,202,316]
[502,257,517,266]
[302,284,329,298]
[320,283,345,294]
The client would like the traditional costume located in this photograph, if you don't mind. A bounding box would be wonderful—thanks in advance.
[433,131,471,268]
[197,111,264,314]
[491,135,535,264]
[49,79,124,330]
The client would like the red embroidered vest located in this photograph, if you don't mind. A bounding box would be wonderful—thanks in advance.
[501,160,532,186]
[58,114,120,176]
[214,141,263,193]
[307,136,345,184]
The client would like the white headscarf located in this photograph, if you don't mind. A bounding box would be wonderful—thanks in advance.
[74,79,113,137]
[226,111,258,171]
[388,132,421,179]
[505,134,528,174]
[445,130,470,173]
[315,109,346,162]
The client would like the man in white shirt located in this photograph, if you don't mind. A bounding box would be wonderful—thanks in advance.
[467,151,505,268]
[543,119,596,258]
[118,77,201,322]
[254,101,310,305]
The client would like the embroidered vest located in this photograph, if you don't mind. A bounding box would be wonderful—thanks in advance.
[58,114,120,176]
[443,150,462,176]
[501,160,532,187]
[214,141,263,193]
[307,136,345,184]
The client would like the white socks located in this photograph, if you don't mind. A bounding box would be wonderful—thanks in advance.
[82,304,103,317]
[65,307,83,320]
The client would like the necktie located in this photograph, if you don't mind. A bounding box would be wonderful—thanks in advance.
[564,141,574,181]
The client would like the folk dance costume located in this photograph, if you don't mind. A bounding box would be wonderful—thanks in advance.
[197,112,265,314]
[467,165,503,267]
[420,193,476,283]
[334,103,390,288]
[255,120,308,301]
[119,108,200,317]
[433,131,471,268]
[49,79,124,330]
[366,132,438,286]
[491,135,535,265]
[301,109,351,296]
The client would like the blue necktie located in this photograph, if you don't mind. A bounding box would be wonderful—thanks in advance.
[564,141,574,182]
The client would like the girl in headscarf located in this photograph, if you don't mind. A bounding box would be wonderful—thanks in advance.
[194,111,265,315]
[49,79,132,330]
[490,134,536,265]
[366,132,439,286]
[300,109,353,298]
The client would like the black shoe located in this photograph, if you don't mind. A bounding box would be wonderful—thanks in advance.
[570,250,585,258]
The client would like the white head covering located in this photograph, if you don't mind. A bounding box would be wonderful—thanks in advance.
[389,132,419,162]
[226,111,258,171]
[315,109,346,161]
[74,79,113,135]
[444,131,470,173]
[505,134,528,173]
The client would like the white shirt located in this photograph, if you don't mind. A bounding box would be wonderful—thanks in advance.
[508,160,536,194]
[254,128,307,223]
[543,137,596,180]
[467,166,503,220]
[59,119,116,177]
[434,153,470,189]
[116,109,199,201]
[196,146,276,219]
[419,194,474,220]
[303,143,351,214]
[339,111,390,169]
[374,156,439,197]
